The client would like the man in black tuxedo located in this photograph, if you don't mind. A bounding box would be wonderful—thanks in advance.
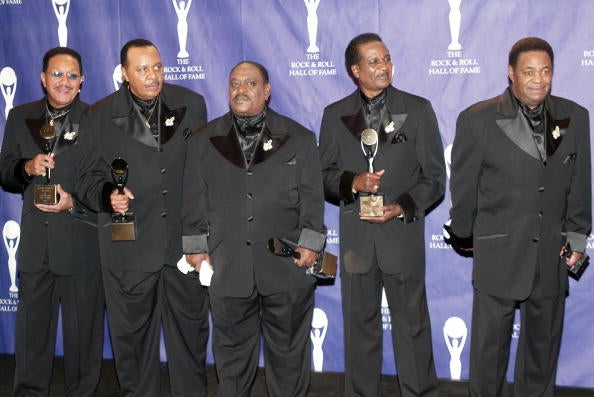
[182,61,326,397]
[447,37,591,397]
[0,47,103,397]
[318,33,444,396]
[75,39,209,397]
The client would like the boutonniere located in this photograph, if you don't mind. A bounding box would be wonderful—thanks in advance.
[165,116,175,126]
[385,121,395,133]
[263,139,273,151]
[63,131,77,141]
[552,125,561,139]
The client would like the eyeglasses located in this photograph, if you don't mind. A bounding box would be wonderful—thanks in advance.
[49,71,84,81]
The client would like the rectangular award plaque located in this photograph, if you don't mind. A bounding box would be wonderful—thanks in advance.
[34,184,58,205]
[359,194,384,217]
[111,213,136,241]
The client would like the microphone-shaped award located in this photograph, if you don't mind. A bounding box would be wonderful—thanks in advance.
[34,124,58,205]
[111,158,136,241]
[359,128,383,216]
[267,237,337,279]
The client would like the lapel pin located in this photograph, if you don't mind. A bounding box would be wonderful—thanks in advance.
[165,116,175,126]
[263,139,273,151]
[385,121,395,133]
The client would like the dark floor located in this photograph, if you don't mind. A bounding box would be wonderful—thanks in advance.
[1,354,593,396]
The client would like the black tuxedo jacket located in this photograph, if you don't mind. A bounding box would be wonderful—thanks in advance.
[449,88,591,300]
[319,86,445,275]
[182,109,326,298]
[0,97,100,275]
[75,83,206,272]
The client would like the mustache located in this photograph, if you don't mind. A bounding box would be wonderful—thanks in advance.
[233,94,250,102]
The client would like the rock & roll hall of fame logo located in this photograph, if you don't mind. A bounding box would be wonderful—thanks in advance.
[52,0,70,46]
[289,0,336,78]
[427,0,481,77]
[166,0,206,83]
[310,307,328,372]
[1,221,20,312]
[1,66,17,120]
[443,316,467,380]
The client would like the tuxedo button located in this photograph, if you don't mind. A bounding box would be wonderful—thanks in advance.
[538,186,545,192]
[538,211,543,217]
[162,190,168,195]
[161,212,167,217]
[247,216,254,222]
[161,168,167,174]
[44,221,49,225]
[246,193,253,199]
[532,236,539,242]
[246,170,253,176]
[246,240,252,245]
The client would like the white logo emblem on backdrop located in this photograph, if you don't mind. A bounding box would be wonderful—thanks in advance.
[172,0,192,58]
[1,66,17,120]
[381,287,392,330]
[447,0,462,50]
[113,64,123,91]
[289,0,336,78]
[310,307,328,372]
[304,0,320,53]
[3,220,20,293]
[444,143,453,180]
[443,316,467,380]
[52,0,70,46]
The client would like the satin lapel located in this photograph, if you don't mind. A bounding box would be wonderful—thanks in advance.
[52,122,80,156]
[251,125,289,166]
[159,102,187,145]
[341,108,367,141]
[210,125,247,169]
[25,117,47,153]
[111,107,157,148]
[544,98,569,158]
[383,113,408,145]
[495,111,541,160]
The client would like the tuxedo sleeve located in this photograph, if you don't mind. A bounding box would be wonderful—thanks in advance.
[181,132,209,253]
[397,99,446,221]
[565,107,591,253]
[0,109,31,189]
[74,107,113,213]
[297,134,327,252]
[449,109,482,239]
[319,107,357,205]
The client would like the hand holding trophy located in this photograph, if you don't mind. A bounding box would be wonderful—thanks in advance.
[111,158,136,241]
[34,124,58,204]
[359,128,384,217]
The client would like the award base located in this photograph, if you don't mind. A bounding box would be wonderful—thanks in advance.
[306,251,337,279]
[34,184,58,205]
[111,213,136,241]
[359,194,384,217]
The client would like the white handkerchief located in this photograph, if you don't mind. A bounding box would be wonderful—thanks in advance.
[176,256,195,274]
[199,260,213,286]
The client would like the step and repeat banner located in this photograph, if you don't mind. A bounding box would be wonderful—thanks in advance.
[1,0,593,388]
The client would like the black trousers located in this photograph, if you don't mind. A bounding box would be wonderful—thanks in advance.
[341,263,439,397]
[469,274,565,397]
[14,256,104,397]
[160,265,210,397]
[209,285,315,397]
[102,268,161,397]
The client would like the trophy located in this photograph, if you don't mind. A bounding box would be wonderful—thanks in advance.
[561,243,589,281]
[359,128,383,216]
[111,158,136,241]
[267,237,336,279]
[34,124,58,205]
